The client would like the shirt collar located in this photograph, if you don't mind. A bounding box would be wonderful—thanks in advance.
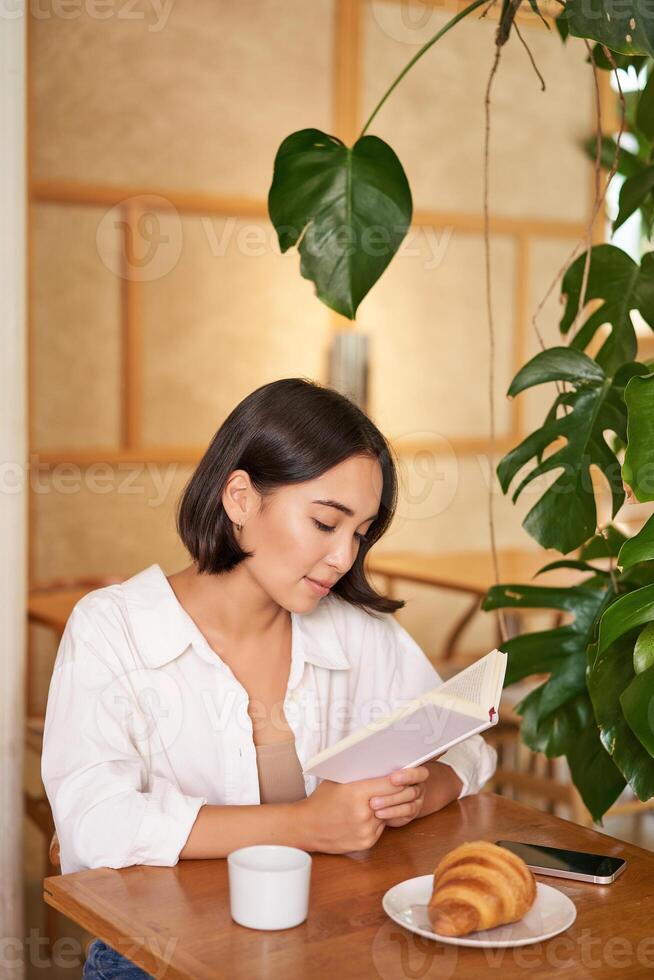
[121,563,351,672]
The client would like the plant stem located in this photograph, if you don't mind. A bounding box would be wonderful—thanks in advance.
[358,0,488,139]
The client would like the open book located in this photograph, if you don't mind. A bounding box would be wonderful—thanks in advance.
[302,648,507,782]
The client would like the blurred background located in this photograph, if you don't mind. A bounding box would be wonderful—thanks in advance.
[4,0,653,975]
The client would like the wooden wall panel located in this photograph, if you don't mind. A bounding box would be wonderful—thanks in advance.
[358,231,517,439]
[32,203,122,450]
[31,0,334,197]
[33,463,193,582]
[139,214,332,447]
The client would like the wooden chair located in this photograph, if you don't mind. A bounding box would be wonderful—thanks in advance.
[25,575,122,948]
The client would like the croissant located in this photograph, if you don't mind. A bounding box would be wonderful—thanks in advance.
[428,840,537,937]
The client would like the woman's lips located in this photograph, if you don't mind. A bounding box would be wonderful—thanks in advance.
[304,576,330,597]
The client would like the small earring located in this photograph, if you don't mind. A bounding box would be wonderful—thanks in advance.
[235,522,242,531]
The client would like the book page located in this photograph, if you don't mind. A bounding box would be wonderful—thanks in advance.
[304,701,490,782]
[438,656,489,706]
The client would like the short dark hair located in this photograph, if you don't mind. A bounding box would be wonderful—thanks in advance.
[176,377,405,615]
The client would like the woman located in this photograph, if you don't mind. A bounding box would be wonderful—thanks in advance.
[42,378,497,978]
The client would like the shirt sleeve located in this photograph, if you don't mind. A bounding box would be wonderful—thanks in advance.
[41,609,207,874]
[383,613,498,800]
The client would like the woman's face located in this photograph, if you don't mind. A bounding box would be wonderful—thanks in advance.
[227,454,384,611]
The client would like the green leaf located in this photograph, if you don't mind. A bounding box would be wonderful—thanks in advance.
[565,709,627,823]
[560,246,654,376]
[516,683,590,756]
[485,579,636,820]
[268,129,412,319]
[597,583,654,653]
[526,0,550,30]
[581,525,629,559]
[507,346,605,394]
[583,134,644,180]
[636,67,654,142]
[618,512,654,568]
[614,164,654,231]
[498,349,625,553]
[634,621,654,673]
[564,0,654,57]
[620,662,654,755]
[483,581,610,683]
[555,9,569,42]
[589,43,647,72]
[534,559,610,577]
[623,372,654,501]
[589,636,654,800]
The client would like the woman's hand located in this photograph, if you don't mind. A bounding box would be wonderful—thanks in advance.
[368,765,430,828]
[296,772,413,854]
[369,759,464,827]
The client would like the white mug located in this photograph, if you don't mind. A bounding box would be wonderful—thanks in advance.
[227,844,312,930]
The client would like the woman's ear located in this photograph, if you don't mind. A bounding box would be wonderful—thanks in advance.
[222,469,256,525]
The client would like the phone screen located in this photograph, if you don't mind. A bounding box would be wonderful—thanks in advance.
[496,840,626,881]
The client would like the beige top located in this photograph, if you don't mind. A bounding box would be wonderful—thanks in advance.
[255,737,307,804]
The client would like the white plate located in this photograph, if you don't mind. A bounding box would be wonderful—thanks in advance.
[382,874,576,948]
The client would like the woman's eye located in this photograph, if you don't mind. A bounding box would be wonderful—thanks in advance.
[312,518,368,543]
[313,519,335,533]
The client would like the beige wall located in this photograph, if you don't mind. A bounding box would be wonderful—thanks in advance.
[29,0,596,680]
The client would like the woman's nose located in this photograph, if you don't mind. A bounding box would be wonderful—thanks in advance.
[326,533,358,572]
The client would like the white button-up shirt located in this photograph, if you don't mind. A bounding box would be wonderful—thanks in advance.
[42,563,497,874]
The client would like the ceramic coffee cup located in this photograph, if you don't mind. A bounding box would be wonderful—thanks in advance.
[227,844,312,930]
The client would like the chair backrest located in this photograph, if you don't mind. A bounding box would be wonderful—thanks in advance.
[49,831,60,869]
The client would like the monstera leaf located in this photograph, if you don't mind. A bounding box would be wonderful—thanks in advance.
[268,129,412,319]
[636,68,654,142]
[614,166,654,232]
[623,372,654,501]
[560,246,654,375]
[483,579,610,687]
[581,524,629,559]
[588,634,654,800]
[597,581,654,654]
[619,512,654,568]
[497,348,630,553]
[563,0,654,57]
[482,578,625,820]
[565,700,627,822]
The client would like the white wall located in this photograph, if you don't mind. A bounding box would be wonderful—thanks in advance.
[0,9,26,980]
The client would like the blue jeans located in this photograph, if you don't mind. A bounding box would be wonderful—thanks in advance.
[82,939,153,979]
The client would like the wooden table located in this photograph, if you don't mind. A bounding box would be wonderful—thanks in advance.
[44,793,653,979]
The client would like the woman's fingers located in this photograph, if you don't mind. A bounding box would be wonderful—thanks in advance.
[389,765,430,787]
[373,798,423,820]
[370,784,419,810]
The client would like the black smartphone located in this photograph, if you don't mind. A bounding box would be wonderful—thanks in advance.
[495,840,627,884]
